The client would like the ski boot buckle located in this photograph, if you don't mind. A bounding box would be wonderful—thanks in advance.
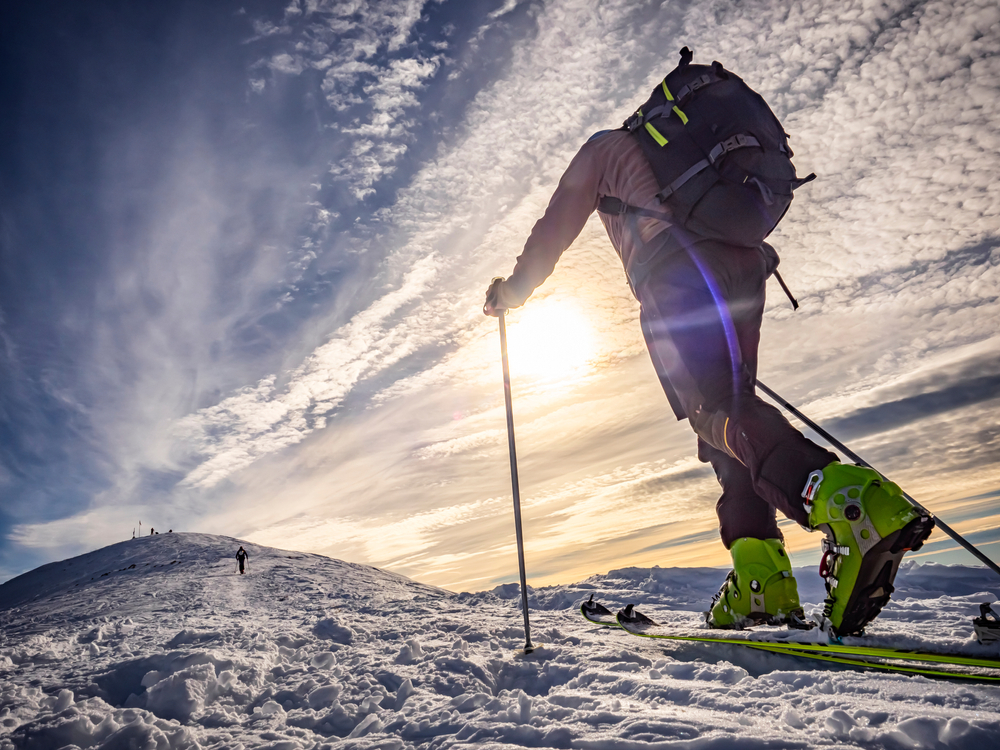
[801,469,824,513]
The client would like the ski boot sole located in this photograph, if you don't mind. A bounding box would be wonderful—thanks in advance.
[707,609,813,631]
[834,513,935,637]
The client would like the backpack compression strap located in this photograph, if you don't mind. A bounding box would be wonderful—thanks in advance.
[627,73,720,133]
[656,133,762,202]
[624,57,733,140]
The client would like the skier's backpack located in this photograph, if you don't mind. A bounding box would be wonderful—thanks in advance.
[600,47,814,273]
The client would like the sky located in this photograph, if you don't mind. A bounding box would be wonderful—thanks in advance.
[1,0,999,592]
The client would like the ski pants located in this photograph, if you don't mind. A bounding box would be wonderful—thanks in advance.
[636,238,837,549]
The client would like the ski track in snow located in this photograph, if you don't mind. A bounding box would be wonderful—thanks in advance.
[2,534,1000,749]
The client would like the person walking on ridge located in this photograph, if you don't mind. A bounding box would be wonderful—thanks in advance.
[483,48,934,637]
[236,546,249,575]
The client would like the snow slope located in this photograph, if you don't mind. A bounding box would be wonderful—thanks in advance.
[2,532,1000,749]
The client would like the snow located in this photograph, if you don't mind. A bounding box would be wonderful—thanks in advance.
[2,533,1000,749]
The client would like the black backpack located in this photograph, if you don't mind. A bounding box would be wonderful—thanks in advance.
[600,47,813,278]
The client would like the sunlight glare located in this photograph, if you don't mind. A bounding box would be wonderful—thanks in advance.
[505,298,597,385]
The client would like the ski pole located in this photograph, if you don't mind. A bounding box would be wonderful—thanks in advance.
[757,379,1000,580]
[497,301,535,653]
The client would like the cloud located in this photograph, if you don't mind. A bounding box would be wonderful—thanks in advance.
[413,428,506,461]
[352,57,441,136]
[269,53,305,75]
[177,253,439,489]
[245,495,510,567]
[487,0,521,20]
[253,0,440,197]
[828,363,1000,440]
[10,507,142,553]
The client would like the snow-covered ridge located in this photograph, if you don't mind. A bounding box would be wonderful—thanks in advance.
[0,532,442,613]
[2,533,1000,749]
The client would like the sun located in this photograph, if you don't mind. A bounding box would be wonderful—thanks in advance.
[504,298,596,385]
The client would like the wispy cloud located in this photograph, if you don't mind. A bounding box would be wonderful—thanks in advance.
[176,254,438,488]
[253,0,441,198]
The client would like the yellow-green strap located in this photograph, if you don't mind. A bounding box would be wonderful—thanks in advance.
[644,122,668,147]
[660,80,689,125]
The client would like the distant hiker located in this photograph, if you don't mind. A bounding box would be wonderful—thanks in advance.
[236,546,249,575]
[150,528,155,536]
[484,48,934,637]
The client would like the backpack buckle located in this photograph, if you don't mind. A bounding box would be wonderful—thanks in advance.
[597,196,627,215]
[675,73,717,105]
[725,134,749,150]
[708,134,759,164]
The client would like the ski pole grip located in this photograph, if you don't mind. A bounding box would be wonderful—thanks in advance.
[484,276,506,317]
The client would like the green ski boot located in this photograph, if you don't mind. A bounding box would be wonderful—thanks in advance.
[707,537,810,629]
[803,462,935,637]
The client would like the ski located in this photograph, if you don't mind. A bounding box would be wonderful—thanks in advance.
[582,598,914,675]
[611,604,1000,681]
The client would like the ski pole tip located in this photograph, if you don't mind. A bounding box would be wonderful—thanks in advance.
[514,642,548,658]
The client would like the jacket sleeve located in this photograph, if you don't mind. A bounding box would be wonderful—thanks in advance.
[499,143,602,308]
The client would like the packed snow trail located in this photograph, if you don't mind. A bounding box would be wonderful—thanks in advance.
[2,533,1000,749]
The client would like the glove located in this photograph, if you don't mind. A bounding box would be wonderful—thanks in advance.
[483,277,506,317]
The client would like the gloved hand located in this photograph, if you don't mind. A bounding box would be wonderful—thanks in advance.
[483,277,506,317]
